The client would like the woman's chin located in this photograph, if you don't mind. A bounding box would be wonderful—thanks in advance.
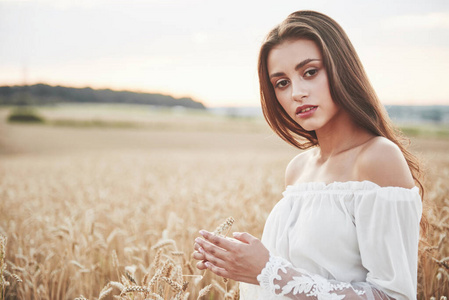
[296,123,316,132]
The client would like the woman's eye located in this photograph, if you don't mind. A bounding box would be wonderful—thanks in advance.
[304,69,318,77]
[275,79,289,88]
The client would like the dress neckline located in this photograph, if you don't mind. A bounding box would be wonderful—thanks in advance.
[285,180,419,193]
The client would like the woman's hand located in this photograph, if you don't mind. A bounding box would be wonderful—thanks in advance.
[192,230,270,284]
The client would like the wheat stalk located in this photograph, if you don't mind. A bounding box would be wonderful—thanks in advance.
[213,217,235,236]
[0,235,6,296]
[160,276,183,293]
[152,248,163,270]
[196,284,212,299]
[125,271,137,285]
[120,285,151,295]
[98,286,113,300]
[151,240,177,251]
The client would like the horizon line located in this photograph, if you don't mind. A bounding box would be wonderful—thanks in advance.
[1,82,448,108]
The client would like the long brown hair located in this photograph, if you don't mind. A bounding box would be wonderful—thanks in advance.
[258,11,425,207]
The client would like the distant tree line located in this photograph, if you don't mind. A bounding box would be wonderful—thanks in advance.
[0,84,206,109]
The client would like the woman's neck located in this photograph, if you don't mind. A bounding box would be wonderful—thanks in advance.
[315,112,374,161]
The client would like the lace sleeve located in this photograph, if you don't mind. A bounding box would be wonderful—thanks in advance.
[256,254,391,300]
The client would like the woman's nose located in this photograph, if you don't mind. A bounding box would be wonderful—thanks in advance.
[291,81,308,102]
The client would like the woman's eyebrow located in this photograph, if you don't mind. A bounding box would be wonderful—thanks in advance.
[295,58,321,71]
[269,58,321,79]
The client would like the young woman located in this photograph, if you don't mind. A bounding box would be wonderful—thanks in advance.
[193,10,424,300]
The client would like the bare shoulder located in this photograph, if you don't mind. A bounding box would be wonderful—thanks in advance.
[285,148,315,187]
[356,136,414,188]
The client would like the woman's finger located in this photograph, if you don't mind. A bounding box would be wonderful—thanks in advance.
[192,250,205,261]
[204,261,232,279]
[196,260,208,270]
[199,230,238,251]
[194,242,201,251]
[199,246,228,268]
[195,237,228,261]
[232,232,257,244]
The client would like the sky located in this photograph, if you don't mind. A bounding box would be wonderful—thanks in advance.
[0,0,448,107]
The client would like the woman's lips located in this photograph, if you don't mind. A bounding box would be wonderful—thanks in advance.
[296,106,317,117]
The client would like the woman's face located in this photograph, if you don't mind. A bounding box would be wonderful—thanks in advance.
[267,39,340,132]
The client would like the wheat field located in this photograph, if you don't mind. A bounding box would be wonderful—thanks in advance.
[0,106,448,299]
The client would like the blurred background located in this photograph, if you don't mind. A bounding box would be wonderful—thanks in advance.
[1,1,449,299]
[1,0,449,106]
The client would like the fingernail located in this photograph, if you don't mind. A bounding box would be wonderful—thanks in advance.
[199,247,204,253]
[232,232,239,237]
[205,262,211,268]
[199,230,206,236]
[195,237,201,243]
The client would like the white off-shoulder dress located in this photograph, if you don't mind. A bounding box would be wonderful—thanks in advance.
[239,181,422,300]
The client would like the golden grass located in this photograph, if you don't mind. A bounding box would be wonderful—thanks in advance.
[0,108,448,299]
